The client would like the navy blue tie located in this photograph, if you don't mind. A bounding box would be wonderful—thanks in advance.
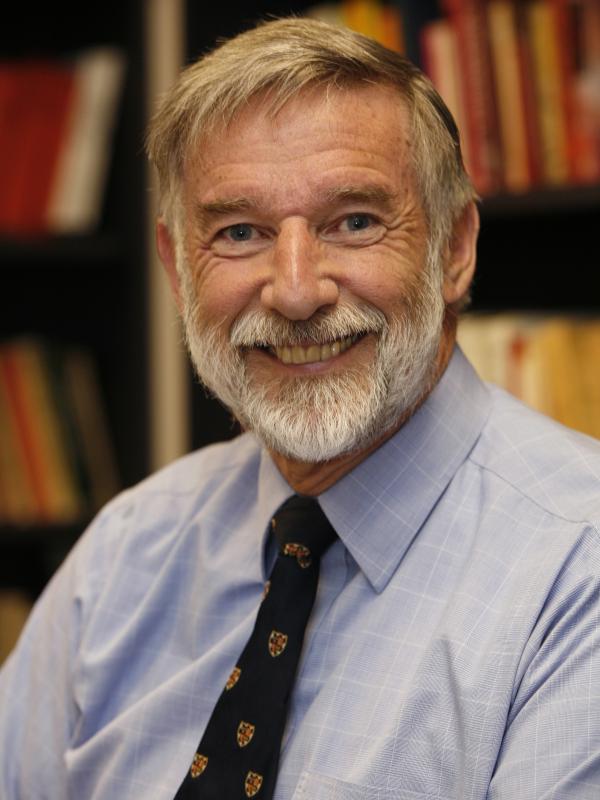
[174,495,336,799]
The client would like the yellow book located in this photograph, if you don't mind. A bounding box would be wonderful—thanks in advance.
[527,0,570,184]
[488,0,531,191]
[574,320,600,440]
[530,318,587,432]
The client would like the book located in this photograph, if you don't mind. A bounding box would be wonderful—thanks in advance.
[0,63,34,235]
[441,0,503,195]
[0,353,39,524]
[574,319,600,440]
[0,61,75,235]
[569,0,600,182]
[420,18,474,181]
[514,3,544,186]
[525,0,571,184]
[487,0,533,191]
[307,1,404,50]
[0,47,124,237]
[0,342,52,521]
[1,340,84,523]
[0,339,120,525]
[45,47,126,234]
[61,348,120,511]
[458,314,600,439]
[343,0,388,41]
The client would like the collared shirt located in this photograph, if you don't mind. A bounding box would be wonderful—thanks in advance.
[2,348,600,799]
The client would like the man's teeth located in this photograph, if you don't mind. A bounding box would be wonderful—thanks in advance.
[273,334,361,365]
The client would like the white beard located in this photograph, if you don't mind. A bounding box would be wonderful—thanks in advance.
[179,248,445,463]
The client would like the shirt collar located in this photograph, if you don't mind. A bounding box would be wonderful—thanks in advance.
[258,347,491,593]
[320,347,491,593]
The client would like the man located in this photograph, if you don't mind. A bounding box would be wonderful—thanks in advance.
[1,17,600,800]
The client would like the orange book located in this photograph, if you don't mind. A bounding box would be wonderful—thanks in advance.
[0,352,38,524]
[515,4,544,186]
[487,0,533,191]
[0,340,83,523]
[526,0,571,185]
[0,341,49,519]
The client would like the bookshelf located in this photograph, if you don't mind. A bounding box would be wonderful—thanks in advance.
[1,0,598,647]
[0,0,149,601]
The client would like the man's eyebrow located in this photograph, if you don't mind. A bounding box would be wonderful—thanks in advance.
[193,185,398,229]
[322,185,398,209]
[193,197,256,229]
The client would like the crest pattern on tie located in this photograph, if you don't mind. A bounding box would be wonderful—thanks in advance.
[174,495,336,799]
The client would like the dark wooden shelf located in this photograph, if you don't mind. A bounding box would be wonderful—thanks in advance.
[0,232,123,266]
[480,183,600,218]
[0,0,149,602]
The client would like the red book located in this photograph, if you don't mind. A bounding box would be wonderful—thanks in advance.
[0,60,75,235]
[569,0,600,182]
[0,63,27,234]
[441,0,503,195]
[420,18,475,179]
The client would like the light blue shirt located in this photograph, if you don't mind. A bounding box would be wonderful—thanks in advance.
[2,348,600,799]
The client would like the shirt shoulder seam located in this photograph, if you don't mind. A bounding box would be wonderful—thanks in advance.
[467,453,600,535]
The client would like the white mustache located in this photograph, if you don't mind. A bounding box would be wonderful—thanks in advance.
[230,304,387,348]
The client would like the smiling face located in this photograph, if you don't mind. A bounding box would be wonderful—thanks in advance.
[157,83,475,489]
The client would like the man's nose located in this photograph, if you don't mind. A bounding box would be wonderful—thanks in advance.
[260,218,339,320]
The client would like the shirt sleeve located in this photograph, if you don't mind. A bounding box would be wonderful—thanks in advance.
[0,504,115,800]
[488,530,600,799]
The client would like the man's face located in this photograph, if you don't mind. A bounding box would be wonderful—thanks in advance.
[175,84,448,463]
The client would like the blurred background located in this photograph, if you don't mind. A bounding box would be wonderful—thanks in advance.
[0,0,599,658]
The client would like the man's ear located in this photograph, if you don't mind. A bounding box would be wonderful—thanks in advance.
[156,217,184,313]
[442,201,479,306]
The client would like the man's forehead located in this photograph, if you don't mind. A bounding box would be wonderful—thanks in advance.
[182,82,417,224]
[190,82,412,167]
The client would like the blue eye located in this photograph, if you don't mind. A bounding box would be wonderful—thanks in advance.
[225,223,254,241]
[345,214,372,231]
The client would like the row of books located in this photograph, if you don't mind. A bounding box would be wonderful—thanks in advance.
[0,47,125,237]
[0,338,120,526]
[307,0,600,195]
[457,314,600,439]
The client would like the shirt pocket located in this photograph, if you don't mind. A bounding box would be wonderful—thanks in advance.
[293,772,404,800]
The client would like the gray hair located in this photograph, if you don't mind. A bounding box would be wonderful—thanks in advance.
[146,17,476,253]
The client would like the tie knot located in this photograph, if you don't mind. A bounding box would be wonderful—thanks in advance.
[271,495,336,562]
